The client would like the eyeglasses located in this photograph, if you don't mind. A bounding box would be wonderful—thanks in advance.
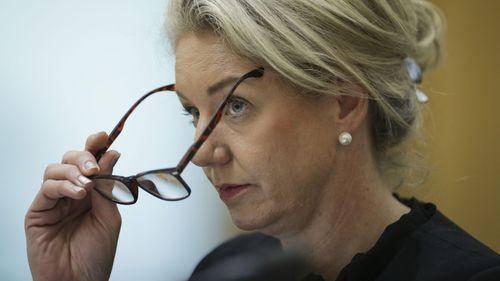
[90,68,264,204]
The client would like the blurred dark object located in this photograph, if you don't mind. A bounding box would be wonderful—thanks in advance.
[188,233,310,281]
[189,249,307,281]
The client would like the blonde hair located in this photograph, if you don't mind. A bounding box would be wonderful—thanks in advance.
[167,0,444,186]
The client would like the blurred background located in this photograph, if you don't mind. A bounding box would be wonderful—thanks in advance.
[0,0,498,280]
[400,0,500,253]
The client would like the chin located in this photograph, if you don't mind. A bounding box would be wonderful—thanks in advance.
[232,218,261,232]
[229,207,266,231]
[228,203,284,235]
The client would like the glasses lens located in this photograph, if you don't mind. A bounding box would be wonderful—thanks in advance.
[93,178,135,204]
[137,172,189,200]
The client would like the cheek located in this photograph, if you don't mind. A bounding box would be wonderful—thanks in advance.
[237,112,337,198]
[234,116,296,175]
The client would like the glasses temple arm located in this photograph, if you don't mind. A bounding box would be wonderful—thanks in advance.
[94,84,176,161]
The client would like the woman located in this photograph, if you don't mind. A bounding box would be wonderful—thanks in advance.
[25,0,500,280]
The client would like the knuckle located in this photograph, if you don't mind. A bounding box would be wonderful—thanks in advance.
[61,150,79,163]
[43,163,64,181]
[44,163,58,175]
[40,179,55,192]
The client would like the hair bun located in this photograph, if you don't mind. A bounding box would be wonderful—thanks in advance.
[412,0,445,72]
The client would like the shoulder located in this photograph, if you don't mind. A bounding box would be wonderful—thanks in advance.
[386,203,500,281]
[418,210,500,279]
[419,210,498,260]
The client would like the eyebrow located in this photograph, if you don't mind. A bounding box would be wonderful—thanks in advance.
[207,76,239,95]
[176,75,239,101]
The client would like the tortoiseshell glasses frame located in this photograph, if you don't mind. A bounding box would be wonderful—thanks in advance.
[90,67,265,204]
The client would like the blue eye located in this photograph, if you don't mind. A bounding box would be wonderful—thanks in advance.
[226,97,248,116]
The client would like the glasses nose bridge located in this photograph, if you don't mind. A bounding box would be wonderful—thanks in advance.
[122,176,139,203]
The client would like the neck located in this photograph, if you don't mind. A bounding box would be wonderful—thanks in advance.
[278,153,410,281]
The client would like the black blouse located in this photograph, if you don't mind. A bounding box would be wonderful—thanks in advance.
[189,198,500,281]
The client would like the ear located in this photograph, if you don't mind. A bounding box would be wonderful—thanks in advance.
[335,84,369,132]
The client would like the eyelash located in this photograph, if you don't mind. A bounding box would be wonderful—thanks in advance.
[182,106,199,126]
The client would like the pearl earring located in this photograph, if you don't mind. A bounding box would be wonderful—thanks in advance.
[338,132,352,146]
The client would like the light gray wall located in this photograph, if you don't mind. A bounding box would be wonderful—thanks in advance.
[0,1,233,280]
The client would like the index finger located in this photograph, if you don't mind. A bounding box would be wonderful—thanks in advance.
[85,131,109,155]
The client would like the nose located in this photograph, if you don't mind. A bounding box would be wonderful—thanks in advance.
[191,122,231,168]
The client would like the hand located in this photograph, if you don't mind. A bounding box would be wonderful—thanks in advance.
[25,132,122,281]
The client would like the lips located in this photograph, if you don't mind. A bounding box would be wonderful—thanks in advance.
[216,184,250,202]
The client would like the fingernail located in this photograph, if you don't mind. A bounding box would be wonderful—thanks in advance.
[111,153,121,167]
[84,161,98,171]
[72,185,84,193]
[77,175,92,186]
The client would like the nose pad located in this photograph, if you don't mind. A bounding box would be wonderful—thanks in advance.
[137,179,159,195]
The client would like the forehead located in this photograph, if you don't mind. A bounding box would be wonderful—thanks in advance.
[175,32,254,82]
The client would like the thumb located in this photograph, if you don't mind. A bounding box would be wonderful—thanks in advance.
[98,150,121,175]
